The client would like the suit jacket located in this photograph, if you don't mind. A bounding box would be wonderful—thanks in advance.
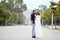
[31,13,35,24]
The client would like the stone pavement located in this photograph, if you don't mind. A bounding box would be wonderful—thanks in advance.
[0,25,60,40]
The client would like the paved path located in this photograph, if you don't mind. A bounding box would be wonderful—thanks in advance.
[0,25,60,40]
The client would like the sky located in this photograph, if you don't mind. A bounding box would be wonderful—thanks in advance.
[23,0,59,10]
[0,0,59,10]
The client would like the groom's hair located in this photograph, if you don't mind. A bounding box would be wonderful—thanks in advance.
[33,10,35,12]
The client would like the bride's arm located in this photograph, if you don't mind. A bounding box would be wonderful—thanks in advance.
[34,14,36,24]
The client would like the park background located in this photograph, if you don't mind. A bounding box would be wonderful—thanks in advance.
[0,0,60,29]
[0,0,60,40]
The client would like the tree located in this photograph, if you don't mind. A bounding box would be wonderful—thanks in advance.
[0,0,27,25]
[56,1,60,24]
[0,9,10,25]
[17,13,24,24]
[21,4,27,11]
[42,9,51,25]
[8,12,18,24]
[42,1,60,26]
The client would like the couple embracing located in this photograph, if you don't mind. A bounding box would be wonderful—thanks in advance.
[31,10,43,38]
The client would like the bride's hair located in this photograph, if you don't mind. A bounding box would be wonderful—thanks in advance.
[36,11,40,15]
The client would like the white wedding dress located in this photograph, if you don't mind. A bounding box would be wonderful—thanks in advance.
[35,15,43,38]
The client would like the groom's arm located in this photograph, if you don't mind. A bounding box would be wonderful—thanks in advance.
[31,15,32,21]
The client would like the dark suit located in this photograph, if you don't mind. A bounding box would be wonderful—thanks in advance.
[31,13,35,37]
[31,13,35,24]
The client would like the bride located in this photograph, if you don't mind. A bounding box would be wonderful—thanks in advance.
[35,11,43,38]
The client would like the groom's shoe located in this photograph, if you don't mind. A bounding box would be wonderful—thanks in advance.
[32,36,35,38]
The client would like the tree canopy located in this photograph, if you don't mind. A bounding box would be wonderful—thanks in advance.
[0,0,27,25]
[42,1,60,25]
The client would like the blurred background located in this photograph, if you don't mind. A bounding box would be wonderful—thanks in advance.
[0,0,60,29]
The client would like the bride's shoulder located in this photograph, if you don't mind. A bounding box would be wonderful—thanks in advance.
[37,15,40,17]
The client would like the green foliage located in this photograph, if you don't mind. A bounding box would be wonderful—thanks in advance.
[50,1,57,6]
[21,4,27,10]
[0,9,10,25]
[13,0,27,12]
[8,12,18,24]
[16,0,23,3]
[0,0,27,25]
[17,13,24,24]
[42,9,51,25]
[42,1,60,25]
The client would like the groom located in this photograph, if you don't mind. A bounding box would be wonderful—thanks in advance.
[31,10,36,38]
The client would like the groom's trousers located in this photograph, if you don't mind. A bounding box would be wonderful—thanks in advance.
[32,24,35,36]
